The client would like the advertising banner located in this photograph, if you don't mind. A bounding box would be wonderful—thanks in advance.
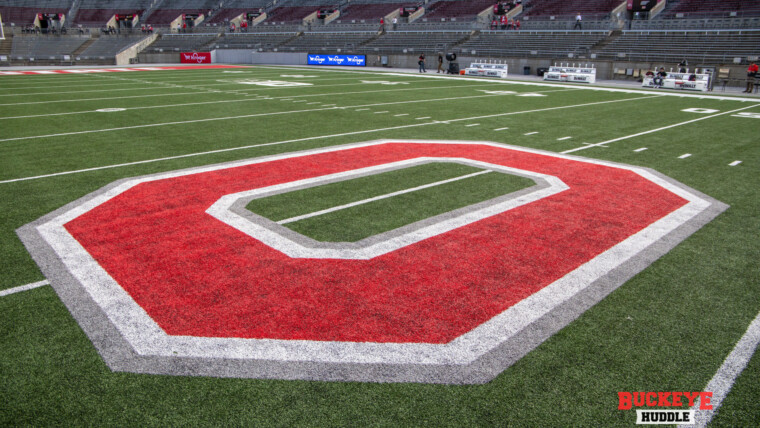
[181,52,212,64]
[307,54,365,67]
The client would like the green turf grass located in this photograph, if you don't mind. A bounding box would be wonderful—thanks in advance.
[0,66,758,426]
[246,161,534,242]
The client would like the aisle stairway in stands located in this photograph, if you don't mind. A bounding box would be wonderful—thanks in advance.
[0,33,13,57]
[71,35,96,56]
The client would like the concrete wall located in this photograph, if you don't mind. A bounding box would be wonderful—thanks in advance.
[134,49,752,87]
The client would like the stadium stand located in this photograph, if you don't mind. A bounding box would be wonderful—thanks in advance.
[265,6,326,24]
[210,32,297,49]
[0,7,69,27]
[521,0,623,19]
[359,30,470,54]
[339,2,405,22]
[278,31,376,52]
[10,34,88,59]
[79,34,146,57]
[146,33,219,52]
[459,30,609,57]
[592,29,760,64]
[73,0,153,26]
[423,0,495,20]
[661,0,760,19]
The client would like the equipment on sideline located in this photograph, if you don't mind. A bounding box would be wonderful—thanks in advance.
[543,63,597,83]
[464,61,509,78]
[642,68,710,92]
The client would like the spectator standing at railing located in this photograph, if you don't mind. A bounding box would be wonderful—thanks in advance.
[574,13,582,30]
[744,62,758,93]
[418,53,426,73]
[392,16,397,31]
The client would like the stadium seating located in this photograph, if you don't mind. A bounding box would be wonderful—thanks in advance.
[146,33,218,51]
[209,32,297,49]
[459,30,608,57]
[0,7,69,26]
[10,34,88,59]
[592,30,760,64]
[522,0,623,19]
[340,3,405,22]
[79,34,146,57]
[661,0,760,18]
[265,6,324,24]
[359,31,470,54]
[278,31,377,52]
[423,0,496,20]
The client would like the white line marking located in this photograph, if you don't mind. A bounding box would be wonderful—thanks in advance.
[278,170,492,224]
[394,113,409,117]
[680,308,760,428]
[634,147,648,152]
[307,102,321,105]
[0,95,658,184]
[679,153,692,159]
[292,100,307,103]
[562,104,760,154]
[374,111,389,114]
[557,136,572,141]
[494,127,510,131]
[355,108,369,111]
[0,280,50,297]
[465,123,480,127]
[416,116,431,120]
[729,160,742,166]
[524,132,539,135]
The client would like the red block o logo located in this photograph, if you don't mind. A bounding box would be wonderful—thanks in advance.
[18,140,726,383]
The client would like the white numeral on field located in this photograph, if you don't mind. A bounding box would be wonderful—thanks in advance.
[682,108,719,114]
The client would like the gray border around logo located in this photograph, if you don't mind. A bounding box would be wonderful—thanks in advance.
[16,140,728,384]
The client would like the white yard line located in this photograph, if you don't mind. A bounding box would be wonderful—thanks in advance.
[0,280,50,297]
[557,136,573,141]
[494,127,510,131]
[562,104,760,154]
[394,113,409,117]
[679,153,693,159]
[729,160,742,166]
[0,83,498,109]
[634,147,648,152]
[0,90,578,142]
[0,122,437,184]
[679,308,760,428]
[524,131,539,135]
[0,94,659,184]
[278,170,491,225]
[374,111,389,114]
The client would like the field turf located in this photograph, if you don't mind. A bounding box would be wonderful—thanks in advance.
[0,65,758,426]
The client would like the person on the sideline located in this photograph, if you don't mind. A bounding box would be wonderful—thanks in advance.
[744,62,758,93]
[418,53,426,73]
[437,54,444,73]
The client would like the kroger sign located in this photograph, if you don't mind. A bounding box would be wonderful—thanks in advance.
[308,54,366,66]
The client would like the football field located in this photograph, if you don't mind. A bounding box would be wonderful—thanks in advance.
[1,65,758,426]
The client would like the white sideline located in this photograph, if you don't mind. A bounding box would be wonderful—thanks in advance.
[679,308,760,428]
[0,280,50,297]
[561,104,760,153]
[0,94,657,184]
[278,170,491,224]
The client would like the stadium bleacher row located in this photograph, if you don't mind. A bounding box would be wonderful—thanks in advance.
[1,0,759,68]
[2,0,760,29]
